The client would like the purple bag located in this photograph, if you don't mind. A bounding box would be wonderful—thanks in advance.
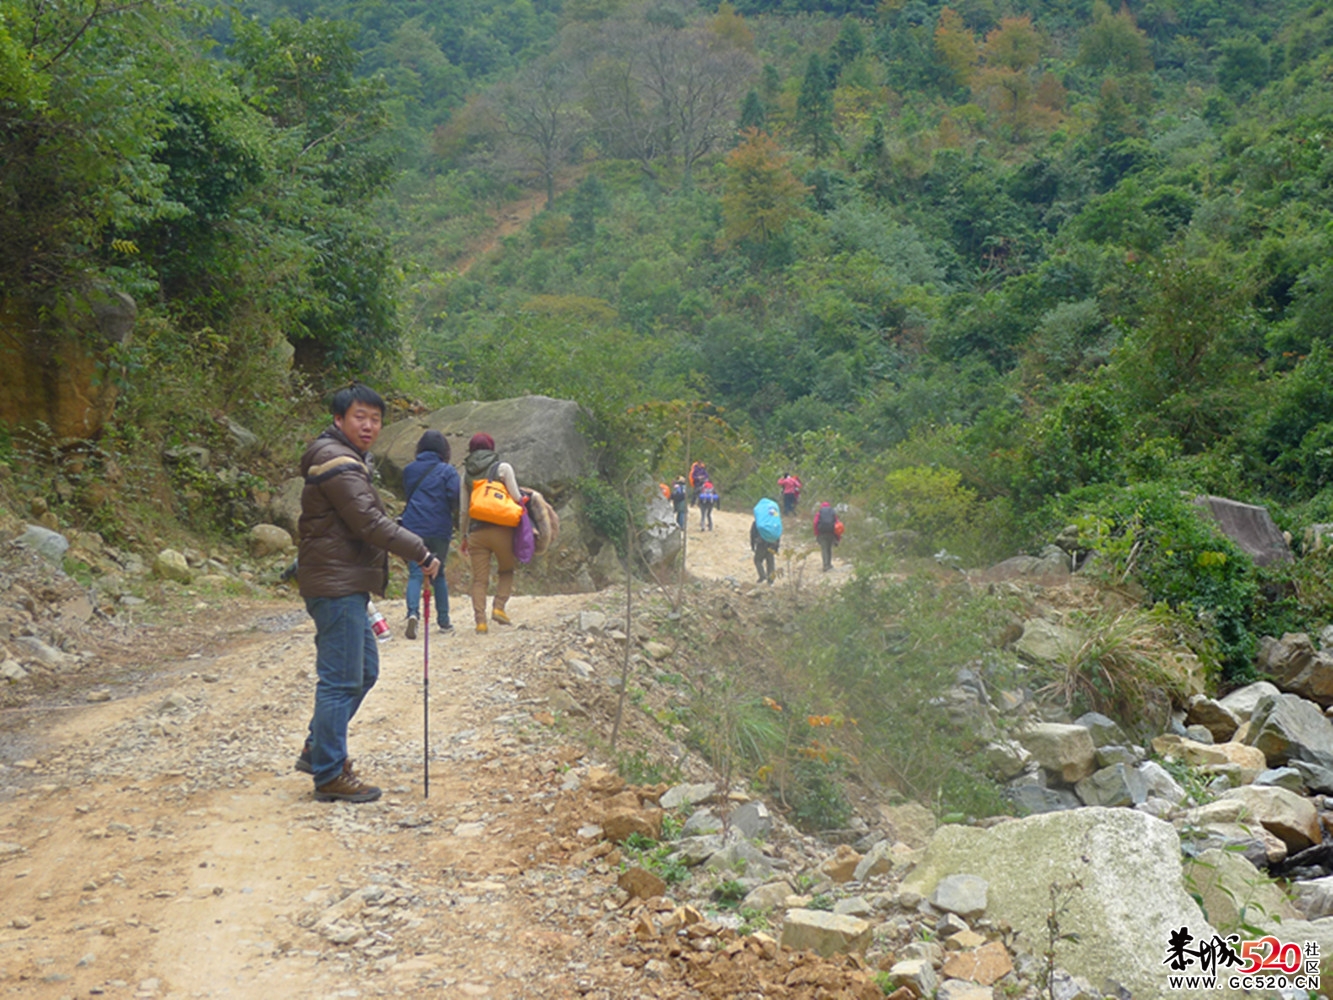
[513,508,535,564]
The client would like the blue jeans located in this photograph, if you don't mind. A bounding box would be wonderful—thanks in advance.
[406,535,450,626]
[305,594,379,786]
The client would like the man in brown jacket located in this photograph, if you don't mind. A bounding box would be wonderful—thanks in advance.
[296,384,440,803]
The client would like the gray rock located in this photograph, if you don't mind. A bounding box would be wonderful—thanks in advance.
[152,549,193,584]
[0,659,29,682]
[779,909,873,957]
[1258,633,1333,706]
[833,896,873,917]
[1183,849,1301,930]
[730,801,773,840]
[1184,724,1215,744]
[902,808,1221,1000]
[1288,758,1333,794]
[1007,785,1082,815]
[576,611,607,634]
[1049,970,1099,1000]
[853,840,895,881]
[1015,620,1082,665]
[248,524,293,558]
[1075,712,1128,748]
[265,477,304,539]
[376,395,596,499]
[704,841,774,880]
[1218,681,1281,722]
[13,636,71,669]
[1293,875,1333,919]
[15,525,68,567]
[931,874,988,918]
[1178,822,1281,869]
[224,417,259,455]
[937,982,994,1000]
[660,783,714,811]
[1075,764,1148,808]
[885,957,939,996]
[1243,692,1333,771]
[1253,767,1305,792]
[1322,623,1333,651]
[741,881,793,912]
[667,835,725,866]
[1186,694,1241,743]
[1137,761,1186,805]
[1192,495,1292,566]
[682,805,725,837]
[1019,723,1097,784]
[982,739,1030,780]
[1094,745,1139,768]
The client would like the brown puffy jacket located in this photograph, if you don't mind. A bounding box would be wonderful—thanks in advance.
[297,427,429,599]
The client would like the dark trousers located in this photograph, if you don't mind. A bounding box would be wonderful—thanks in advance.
[754,545,776,582]
[818,532,835,570]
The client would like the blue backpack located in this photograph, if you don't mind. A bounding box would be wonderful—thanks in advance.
[754,498,783,543]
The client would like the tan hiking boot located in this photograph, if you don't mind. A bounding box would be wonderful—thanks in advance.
[491,607,512,625]
[314,770,381,803]
[476,621,488,634]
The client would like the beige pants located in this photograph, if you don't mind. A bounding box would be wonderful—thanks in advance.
[468,523,516,623]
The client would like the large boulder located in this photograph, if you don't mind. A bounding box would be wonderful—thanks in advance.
[778,909,873,956]
[1185,694,1240,743]
[1257,633,1333,706]
[900,809,1223,999]
[1214,785,1321,851]
[265,477,304,540]
[1217,681,1280,722]
[1014,620,1082,666]
[1192,495,1292,566]
[1241,693,1333,771]
[374,395,595,500]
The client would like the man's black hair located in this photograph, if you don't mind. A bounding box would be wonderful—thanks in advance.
[330,382,386,417]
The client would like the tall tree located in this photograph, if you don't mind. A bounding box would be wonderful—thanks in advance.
[721,128,809,246]
[795,53,836,161]
[496,57,586,209]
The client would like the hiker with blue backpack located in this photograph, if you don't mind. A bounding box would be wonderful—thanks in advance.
[401,430,460,637]
[671,476,689,531]
[698,480,719,531]
[751,497,783,583]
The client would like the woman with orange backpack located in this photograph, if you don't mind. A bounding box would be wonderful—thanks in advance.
[459,433,523,633]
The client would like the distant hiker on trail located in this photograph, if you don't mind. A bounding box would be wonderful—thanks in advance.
[690,461,709,504]
[296,383,440,804]
[751,497,783,584]
[460,433,524,633]
[401,430,460,638]
[671,476,689,531]
[778,472,802,515]
[698,480,719,531]
[813,501,843,572]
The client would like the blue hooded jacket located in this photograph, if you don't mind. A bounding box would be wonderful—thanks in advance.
[400,451,461,542]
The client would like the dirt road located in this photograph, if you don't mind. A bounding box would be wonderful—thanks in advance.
[0,509,844,1000]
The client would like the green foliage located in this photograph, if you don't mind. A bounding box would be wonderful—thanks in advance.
[578,476,634,557]
[1056,482,1259,681]
[619,834,690,885]
[880,465,978,550]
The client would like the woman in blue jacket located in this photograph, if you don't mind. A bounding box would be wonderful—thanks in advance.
[401,430,461,636]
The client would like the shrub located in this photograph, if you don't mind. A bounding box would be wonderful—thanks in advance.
[880,465,978,549]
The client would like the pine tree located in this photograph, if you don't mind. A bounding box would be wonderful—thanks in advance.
[738,90,766,133]
[795,54,836,161]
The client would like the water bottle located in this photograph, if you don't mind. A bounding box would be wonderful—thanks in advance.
[367,601,391,643]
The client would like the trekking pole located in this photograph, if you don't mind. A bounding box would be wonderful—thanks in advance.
[422,575,431,799]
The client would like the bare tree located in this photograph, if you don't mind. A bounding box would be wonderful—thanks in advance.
[571,7,756,184]
[495,58,587,210]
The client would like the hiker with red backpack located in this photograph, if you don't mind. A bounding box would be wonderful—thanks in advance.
[778,472,802,515]
[813,501,844,572]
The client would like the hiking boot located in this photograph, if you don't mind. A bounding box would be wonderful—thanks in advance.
[405,615,418,640]
[492,608,512,625]
[314,770,381,803]
[476,621,488,634]
[295,741,313,774]
[439,621,454,634]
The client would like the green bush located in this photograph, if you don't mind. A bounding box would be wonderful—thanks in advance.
[1055,482,1259,682]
